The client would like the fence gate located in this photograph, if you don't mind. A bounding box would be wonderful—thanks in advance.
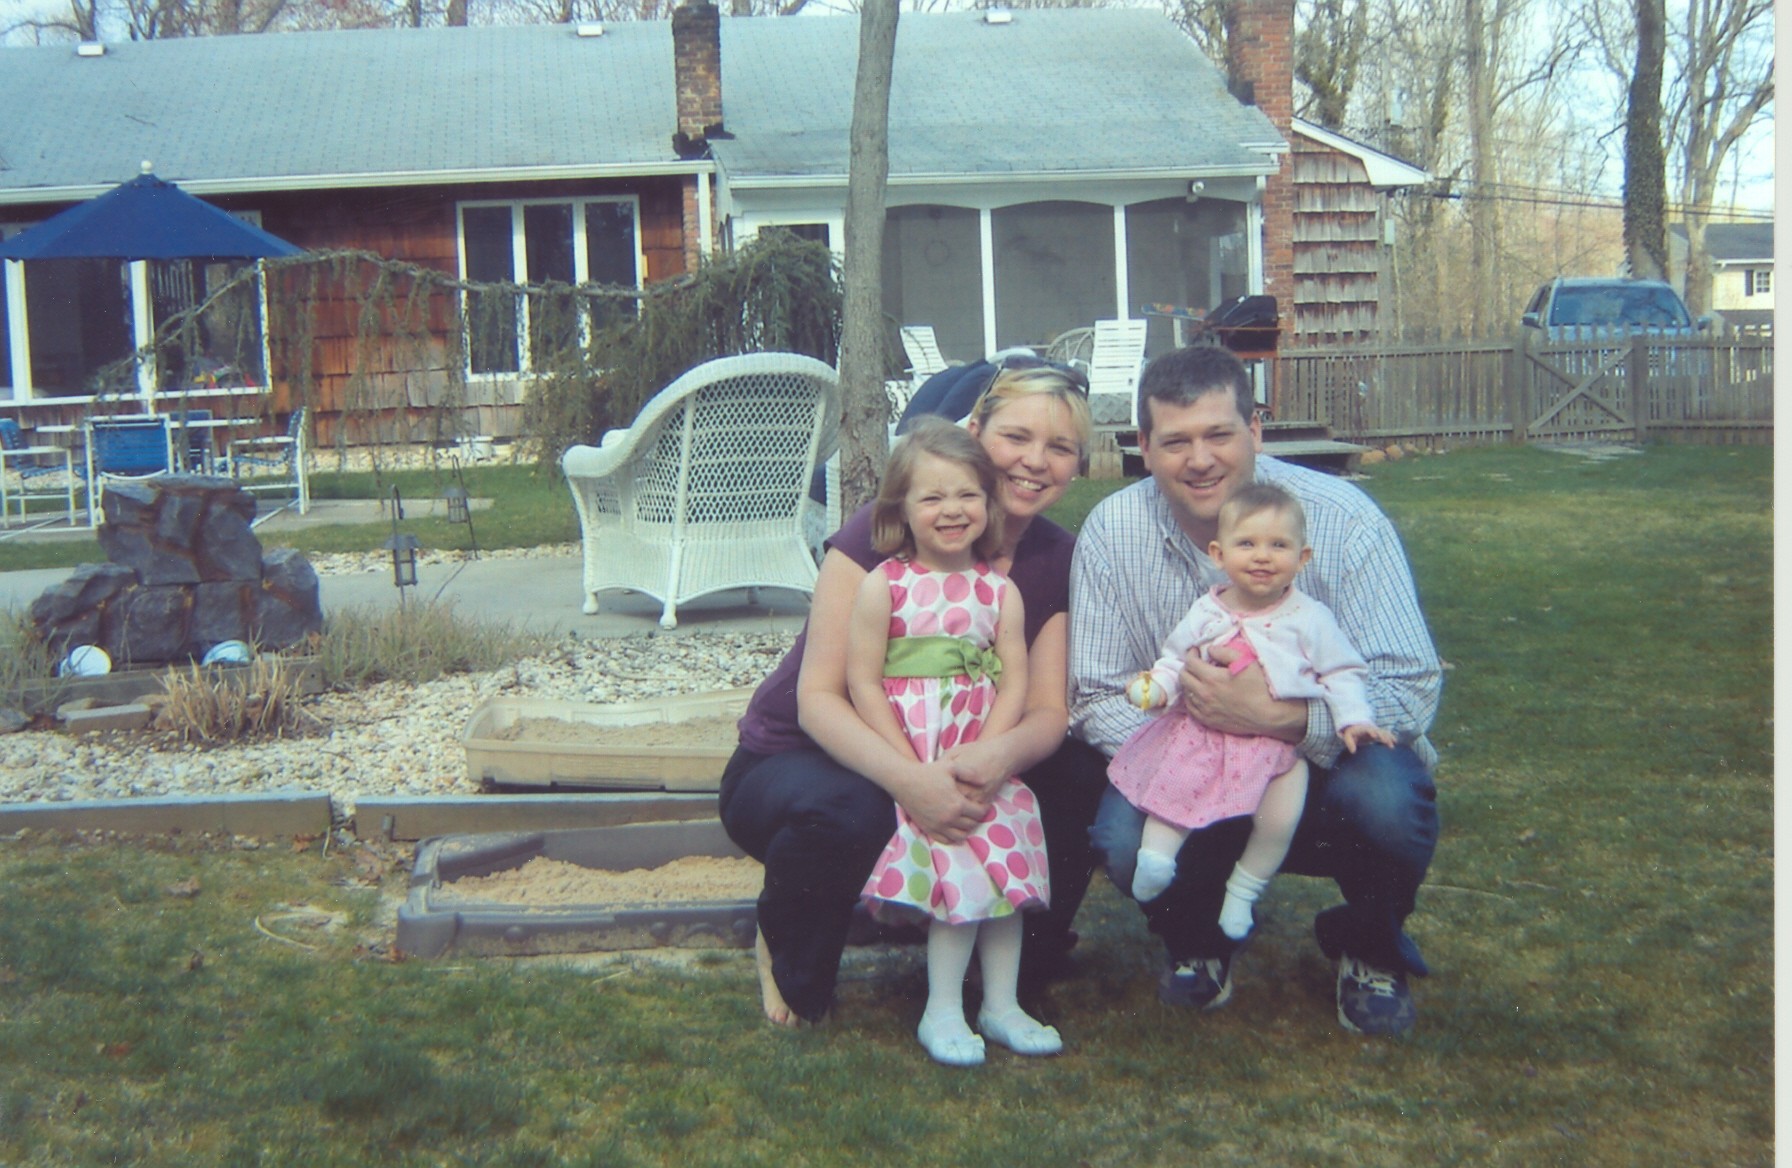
[1521,334,1641,443]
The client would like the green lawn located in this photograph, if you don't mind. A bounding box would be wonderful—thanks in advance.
[0,442,1772,1166]
[0,462,581,573]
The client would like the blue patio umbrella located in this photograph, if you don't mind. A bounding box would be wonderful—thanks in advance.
[0,167,301,262]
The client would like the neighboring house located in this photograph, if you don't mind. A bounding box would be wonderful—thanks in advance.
[0,2,1295,441]
[1288,119,1430,346]
[1668,222,1774,329]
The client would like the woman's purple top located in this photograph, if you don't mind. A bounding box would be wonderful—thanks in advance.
[735,503,1075,757]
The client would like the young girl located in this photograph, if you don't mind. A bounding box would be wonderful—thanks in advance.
[846,417,1061,1067]
[1110,482,1395,939]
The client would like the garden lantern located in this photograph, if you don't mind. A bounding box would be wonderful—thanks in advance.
[383,532,420,588]
[383,485,419,589]
[443,482,470,525]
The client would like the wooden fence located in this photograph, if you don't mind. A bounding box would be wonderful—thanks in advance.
[1273,330,1774,447]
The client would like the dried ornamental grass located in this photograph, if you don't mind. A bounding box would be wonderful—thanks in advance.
[154,655,316,744]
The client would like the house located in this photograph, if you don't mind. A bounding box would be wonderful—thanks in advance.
[1669,222,1774,329]
[1288,119,1430,346]
[0,2,1298,443]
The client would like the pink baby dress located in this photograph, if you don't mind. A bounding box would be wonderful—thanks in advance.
[860,557,1051,925]
[1107,631,1301,831]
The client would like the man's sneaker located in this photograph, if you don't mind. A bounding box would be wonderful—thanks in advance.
[1158,953,1235,1010]
[1336,954,1416,1036]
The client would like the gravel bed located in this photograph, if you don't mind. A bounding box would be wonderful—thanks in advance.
[301,543,582,578]
[0,539,791,818]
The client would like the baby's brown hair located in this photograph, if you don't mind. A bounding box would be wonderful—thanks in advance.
[1217,482,1307,545]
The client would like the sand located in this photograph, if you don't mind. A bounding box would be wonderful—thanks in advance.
[438,853,762,905]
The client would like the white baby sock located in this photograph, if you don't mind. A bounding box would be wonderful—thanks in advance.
[1218,863,1270,940]
[1131,847,1178,902]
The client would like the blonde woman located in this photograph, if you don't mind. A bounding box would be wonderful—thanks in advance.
[722,362,1099,1029]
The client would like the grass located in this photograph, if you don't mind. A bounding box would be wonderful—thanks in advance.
[0,441,1774,1166]
[311,599,556,690]
[0,462,579,573]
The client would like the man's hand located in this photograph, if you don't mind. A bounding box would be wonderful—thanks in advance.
[1339,723,1397,752]
[1179,645,1306,741]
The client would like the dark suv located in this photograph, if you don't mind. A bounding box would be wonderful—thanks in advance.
[1522,277,1711,337]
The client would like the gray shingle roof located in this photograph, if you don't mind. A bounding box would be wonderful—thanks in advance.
[1670,222,1774,263]
[0,10,1278,201]
[0,23,678,197]
[715,9,1280,182]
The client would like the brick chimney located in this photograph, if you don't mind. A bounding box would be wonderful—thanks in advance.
[672,0,723,155]
[1225,0,1295,339]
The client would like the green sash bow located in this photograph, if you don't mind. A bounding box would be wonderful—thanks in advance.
[883,635,1003,684]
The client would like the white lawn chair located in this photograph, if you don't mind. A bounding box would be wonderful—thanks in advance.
[1086,318,1149,429]
[561,353,841,629]
[0,419,80,528]
[899,325,952,392]
[222,406,310,521]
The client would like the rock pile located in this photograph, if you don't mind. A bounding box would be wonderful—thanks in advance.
[28,476,323,666]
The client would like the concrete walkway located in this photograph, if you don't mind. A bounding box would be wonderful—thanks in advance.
[0,498,814,640]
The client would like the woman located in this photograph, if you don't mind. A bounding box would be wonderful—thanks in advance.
[721,364,1099,1026]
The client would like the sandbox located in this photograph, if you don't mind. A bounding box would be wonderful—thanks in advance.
[396,820,759,958]
[462,688,751,792]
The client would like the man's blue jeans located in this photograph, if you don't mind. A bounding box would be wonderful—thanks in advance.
[1090,742,1438,975]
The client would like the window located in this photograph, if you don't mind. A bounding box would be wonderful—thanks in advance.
[150,259,268,389]
[459,198,642,376]
[26,258,133,393]
[1747,268,1771,296]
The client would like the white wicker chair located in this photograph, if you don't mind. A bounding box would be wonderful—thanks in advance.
[561,353,841,629]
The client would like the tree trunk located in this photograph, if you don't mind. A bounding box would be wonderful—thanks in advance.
[1622,0,1667,281]
[1463,0,1497,334]
[836,0,899,516]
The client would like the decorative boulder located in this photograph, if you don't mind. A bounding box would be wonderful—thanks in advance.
[29,476,323,667]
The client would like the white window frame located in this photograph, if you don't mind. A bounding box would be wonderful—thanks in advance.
[1,216,275,404]
[456,195,645,380]
[1747,268,1771,296]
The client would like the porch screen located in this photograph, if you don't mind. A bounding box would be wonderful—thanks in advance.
[26,259,133,394]
[991,201,1115,354]
[1125,198,1249,356]
[882,206,982,369]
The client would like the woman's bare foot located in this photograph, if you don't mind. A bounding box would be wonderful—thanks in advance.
[756,929,804,1028]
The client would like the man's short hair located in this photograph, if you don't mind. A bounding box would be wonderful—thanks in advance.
[1136,343,1255,438]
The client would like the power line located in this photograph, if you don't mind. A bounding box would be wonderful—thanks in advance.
[1417,182,1774,221]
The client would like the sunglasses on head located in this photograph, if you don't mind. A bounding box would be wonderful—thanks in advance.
[994,354,1090,394]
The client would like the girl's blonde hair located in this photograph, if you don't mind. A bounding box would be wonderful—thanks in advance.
[871,416,1006,560]
[1218,481,1308,545]
[966,364,1095,474]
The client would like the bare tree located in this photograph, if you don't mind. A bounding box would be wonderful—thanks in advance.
[1293,0,1365,128]
[1622,0,1668,279]
[836,0,898,513]
[1670,0,1772,315]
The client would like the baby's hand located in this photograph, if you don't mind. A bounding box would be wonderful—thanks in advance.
[1339,723,1398,752]
[1126,672,1167,710]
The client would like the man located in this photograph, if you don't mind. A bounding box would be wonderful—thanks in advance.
[1068,344,1441,1035]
